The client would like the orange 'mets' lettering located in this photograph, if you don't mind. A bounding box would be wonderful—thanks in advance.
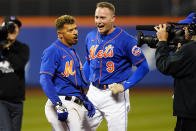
[104,45,114,58]
[61,60,75,77]
[89,45,114,60]
[89,45,99,60]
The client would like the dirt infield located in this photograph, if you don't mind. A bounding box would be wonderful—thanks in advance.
[26,85,173,96]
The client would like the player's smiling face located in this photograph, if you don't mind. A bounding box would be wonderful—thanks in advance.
[95,7,115,35]
[58,24,78,47]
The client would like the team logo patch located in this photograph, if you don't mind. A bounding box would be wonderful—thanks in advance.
[132,45,141,56]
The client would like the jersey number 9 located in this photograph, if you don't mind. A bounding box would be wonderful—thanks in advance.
[106,61,114,73]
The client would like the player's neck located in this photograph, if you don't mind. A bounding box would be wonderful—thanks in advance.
[59,39,72,47]
[103,26,115,36]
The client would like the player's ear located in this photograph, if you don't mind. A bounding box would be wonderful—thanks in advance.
[111,15,115,23]
[57,31,63,39]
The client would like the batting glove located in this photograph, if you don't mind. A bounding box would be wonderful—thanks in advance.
[109,83,125,95]
[82,99,95,118]
[55,102,68,121]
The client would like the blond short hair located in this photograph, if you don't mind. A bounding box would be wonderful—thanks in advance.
[96,2,115,15]
[55,15,75,30]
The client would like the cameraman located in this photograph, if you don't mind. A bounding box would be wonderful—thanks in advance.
[155,13,196,131]
[0,16,29,131]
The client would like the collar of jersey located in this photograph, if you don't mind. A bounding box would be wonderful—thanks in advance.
[97,26,121,41]
[55,39,73,50]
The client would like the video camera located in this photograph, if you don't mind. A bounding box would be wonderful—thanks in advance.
[0,21,15,49]
[136,20,196,49]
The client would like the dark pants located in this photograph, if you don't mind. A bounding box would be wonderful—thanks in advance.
[0,100,23,131]
[175,117,196,131]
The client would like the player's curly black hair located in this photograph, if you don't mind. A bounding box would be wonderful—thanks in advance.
[55,15,75,30]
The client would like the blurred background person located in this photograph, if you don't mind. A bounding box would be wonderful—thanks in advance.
[155,13,196,131]
[0,16,29,131]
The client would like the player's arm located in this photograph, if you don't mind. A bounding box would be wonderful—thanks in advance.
[40,73,61,106]
[82,36,91,82]
[40,48,68,121]
[109,60,149,94]
[123,37,149,90]
[40,73,68,121]
[40,48,61,106]
[122,60,149,90]
[109,37,149,94]
[83,60,90,81]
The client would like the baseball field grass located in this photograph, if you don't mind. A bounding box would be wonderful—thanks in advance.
[22,87,176,131]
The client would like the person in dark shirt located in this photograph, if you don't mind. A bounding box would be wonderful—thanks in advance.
[155,13,196,131]
[0,16,29,131]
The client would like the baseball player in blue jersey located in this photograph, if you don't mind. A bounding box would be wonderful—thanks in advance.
[40,15,95,131]
[82,2,149,131]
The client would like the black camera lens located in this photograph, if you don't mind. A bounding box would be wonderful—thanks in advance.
[6,21,15,34]
[137,31,158,48]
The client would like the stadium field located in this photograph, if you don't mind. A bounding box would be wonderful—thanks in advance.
[22,87,176,131]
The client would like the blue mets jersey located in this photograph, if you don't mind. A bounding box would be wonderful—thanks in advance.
[84,27,147,88]
[40,40,87,101]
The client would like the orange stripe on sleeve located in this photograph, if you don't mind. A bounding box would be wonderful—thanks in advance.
[40,72,54,76]
[133,58,145,66]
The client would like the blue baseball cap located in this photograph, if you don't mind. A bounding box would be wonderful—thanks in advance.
[178,12,196,24]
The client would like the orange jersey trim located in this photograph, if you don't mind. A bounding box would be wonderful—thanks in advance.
[133,58,145,66]
[40,71,54,76]
[97,29,123,85]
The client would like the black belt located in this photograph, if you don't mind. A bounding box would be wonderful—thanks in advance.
[65,96,81,105]
[92,82,108,89]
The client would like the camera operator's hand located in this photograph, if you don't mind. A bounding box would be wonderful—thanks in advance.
[154,24,168,41]
[3,40,13,49]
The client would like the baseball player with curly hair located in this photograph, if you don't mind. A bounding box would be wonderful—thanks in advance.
[82,2,149,131]
[40,15,95,131]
